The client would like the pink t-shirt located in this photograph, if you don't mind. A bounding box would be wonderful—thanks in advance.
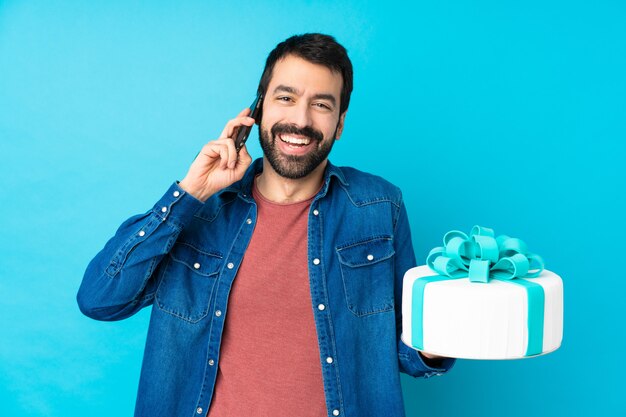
[207,181,326,416]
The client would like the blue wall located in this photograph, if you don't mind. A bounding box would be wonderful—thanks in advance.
[1,1,624,416]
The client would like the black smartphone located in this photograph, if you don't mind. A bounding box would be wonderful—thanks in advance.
[234,92,263,152]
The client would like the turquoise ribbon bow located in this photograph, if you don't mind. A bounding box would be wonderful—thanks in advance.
[426,225,545,283]
[410,225,546,356]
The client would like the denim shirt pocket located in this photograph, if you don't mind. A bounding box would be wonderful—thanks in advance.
[336,236,395,317]
[155,242,222,323]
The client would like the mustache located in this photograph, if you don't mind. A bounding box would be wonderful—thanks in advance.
[270,123,324,143]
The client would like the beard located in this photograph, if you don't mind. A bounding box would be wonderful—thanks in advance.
[258,122,337,180]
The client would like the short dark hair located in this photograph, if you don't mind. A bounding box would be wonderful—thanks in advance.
[258,33,353,115]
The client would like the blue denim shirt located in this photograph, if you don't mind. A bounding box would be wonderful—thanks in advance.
[77,159,454,417]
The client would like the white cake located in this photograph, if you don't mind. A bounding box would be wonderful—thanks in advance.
[402,265,563,360]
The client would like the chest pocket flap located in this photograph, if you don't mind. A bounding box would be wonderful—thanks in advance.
[156,243,222,322]
[336,236,395,317]
[169,243,222,276]
[337,236,395,267]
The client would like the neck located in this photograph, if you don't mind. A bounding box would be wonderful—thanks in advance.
[256,158,327,204]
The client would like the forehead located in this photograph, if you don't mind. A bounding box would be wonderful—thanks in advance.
[267,54,343,98]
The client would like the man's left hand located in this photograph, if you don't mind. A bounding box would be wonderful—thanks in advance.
[418,351,450,368]
[419,351,443,360]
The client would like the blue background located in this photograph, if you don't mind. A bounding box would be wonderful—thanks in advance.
[1,1,624,416]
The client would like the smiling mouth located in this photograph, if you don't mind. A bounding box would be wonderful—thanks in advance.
[278,134,312,147]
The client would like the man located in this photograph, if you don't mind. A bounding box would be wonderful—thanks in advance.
[77,33,455,417]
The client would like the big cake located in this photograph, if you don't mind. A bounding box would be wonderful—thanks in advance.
[401,226,563,360]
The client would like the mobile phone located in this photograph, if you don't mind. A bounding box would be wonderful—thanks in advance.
[234,92,263,152]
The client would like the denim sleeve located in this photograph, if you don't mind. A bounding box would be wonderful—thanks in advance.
[77,182,204,321]
[393,195,456,378]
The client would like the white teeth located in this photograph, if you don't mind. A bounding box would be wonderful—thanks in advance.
[279,135,311,145]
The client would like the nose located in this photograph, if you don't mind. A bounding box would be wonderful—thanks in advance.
[288,102,313,128]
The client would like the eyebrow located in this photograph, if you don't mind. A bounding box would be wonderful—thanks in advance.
[273,84,337,107]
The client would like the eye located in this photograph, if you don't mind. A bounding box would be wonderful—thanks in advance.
[313,102,332,111]
[276,96,293,103]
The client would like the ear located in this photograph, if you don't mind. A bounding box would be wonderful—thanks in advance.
[334,111,347,140]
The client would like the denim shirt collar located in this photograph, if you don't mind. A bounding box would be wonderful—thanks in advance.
[223,158,349,202]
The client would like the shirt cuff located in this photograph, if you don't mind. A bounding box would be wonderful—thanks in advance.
[399,335,456,378]
[417,350,456,375]
[151,182,204,230]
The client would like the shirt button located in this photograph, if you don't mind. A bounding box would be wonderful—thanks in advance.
[318,304,325,311]
[194,262,200,269]
[138,230,145,237]
[196,407,203,414]
[161,206,167,213]
[367,254,374,261]
[208,359,215,366]
[326,357,333,364]
[313,258,320,265]
[246,218,252,224]
[333,410,340,416]
[215,310,222,317]
[227,262,234,269]
[313,209,319,216]
[173,190,180,197]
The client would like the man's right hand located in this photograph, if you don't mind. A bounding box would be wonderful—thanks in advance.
[179,108,256,202]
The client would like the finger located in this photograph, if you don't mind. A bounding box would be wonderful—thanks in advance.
[199,142,221,159]
[220,142,233,169]
[238,144,252,165]
[221,116,255,139]
[222,138,238,169]
[209,138,244,168]
[201,142,230,169]
[220,107,250,138]
[235,145,253,174]
[219,111,255,139]
[210,138,243,147]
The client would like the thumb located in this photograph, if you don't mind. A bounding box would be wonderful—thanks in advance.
[236,145,253,173]
[238,145,253,165]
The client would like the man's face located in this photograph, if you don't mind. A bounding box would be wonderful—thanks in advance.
[258,54,346,179]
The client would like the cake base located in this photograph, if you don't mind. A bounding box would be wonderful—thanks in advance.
[402,265,563,360]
